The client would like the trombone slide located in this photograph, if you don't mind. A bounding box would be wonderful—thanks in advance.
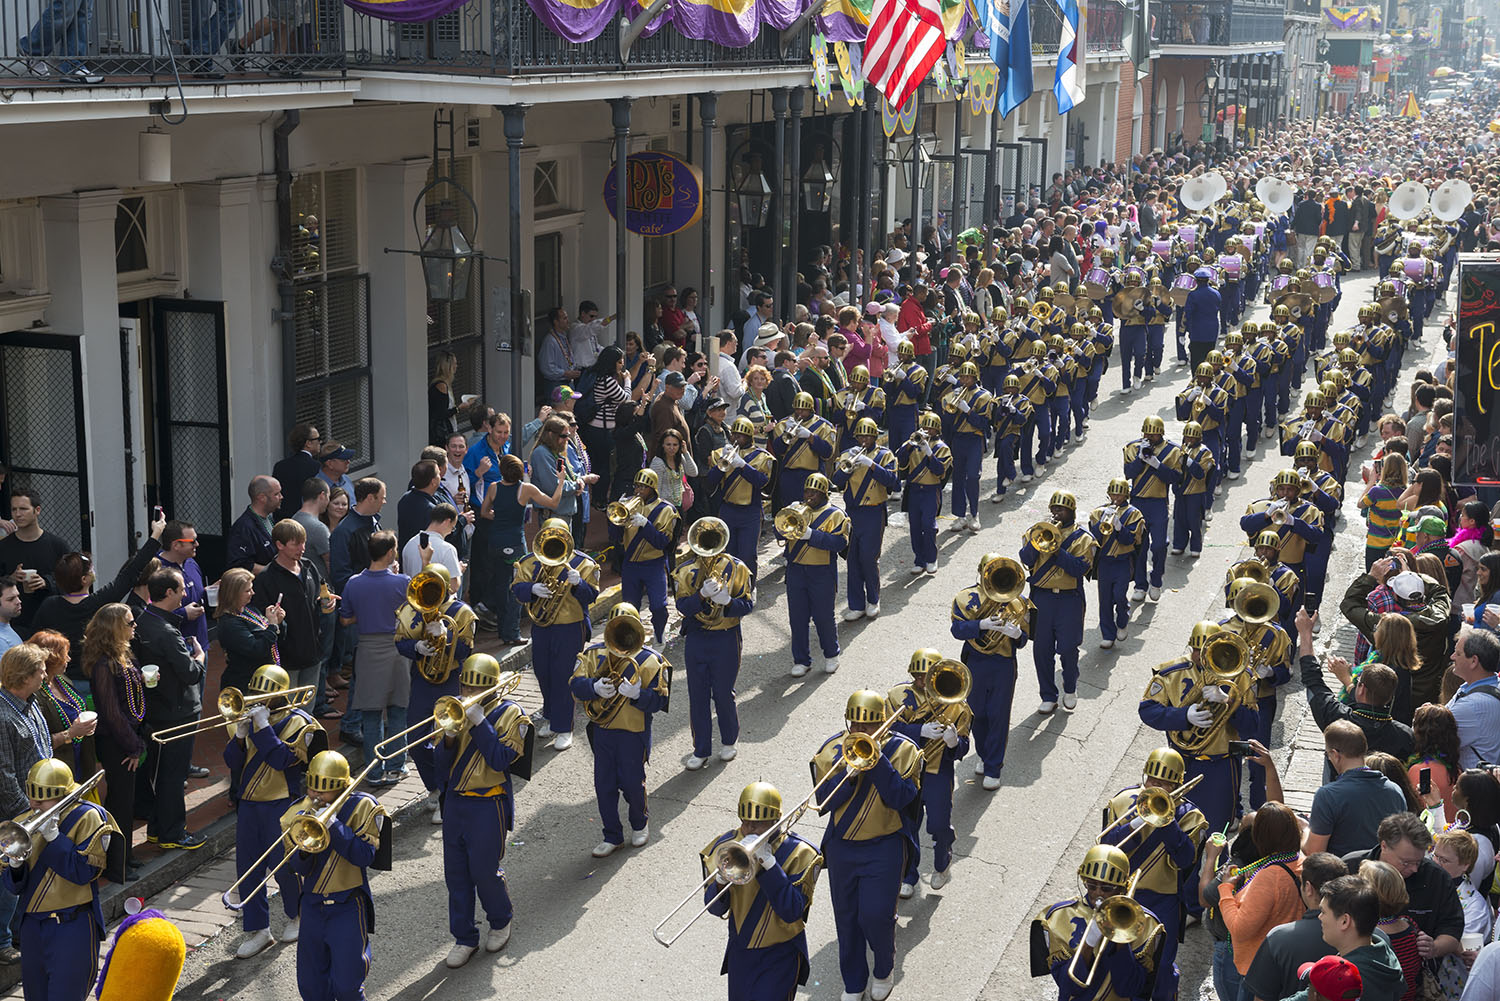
[1100,774,1206,850]
[150,685,317,744]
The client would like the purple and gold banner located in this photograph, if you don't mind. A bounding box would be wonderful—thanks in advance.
[622,0,804,47]
[343,0,475,22]
[524,0,621,44]
[1323,5,1381,31]
[817,0,874,43]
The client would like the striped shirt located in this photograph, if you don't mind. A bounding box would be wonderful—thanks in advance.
[1360,484,1403,549]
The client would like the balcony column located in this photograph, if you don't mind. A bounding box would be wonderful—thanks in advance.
[910,91,923,266]
[951,94,966,239]
[502,105,527,414]
[787,87,804,313]
[770,88,789,321]
[983,106,998,227]
[609,97,633,347]
[860,90,878,305]
[699,93,718,337]
[848,96,863,308]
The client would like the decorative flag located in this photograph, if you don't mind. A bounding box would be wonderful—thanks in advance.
[864,0,948,108]
[1053,0,1083,114]
[898,92,919,130]
[811,33,834,104]
[1400,92,1421,118]
[934,55,951,98]
[1000,0,1032,117]
[343,0,472,21]
[978,0,1012,113]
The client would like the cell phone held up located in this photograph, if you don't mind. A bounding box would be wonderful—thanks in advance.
[1226,740,1254,758]
[1419,766,1432,796]
[420,531,430,550]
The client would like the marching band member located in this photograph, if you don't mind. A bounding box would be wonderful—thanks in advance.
[1066,325,1093,442]
[781,473,850,677]
[436,653,530,968]
[950,554,1031,790]
[1123,417,1183,603]
[395,563,474,813]
[1176,364,1228,493]
[944,361,994,533]
[1030,844,1164,1001]
[1224,330,1269,455]
[990,374,1033,502]
[884,340,928,456]
[612,468,680,645]
[931,341,970,435]
[1279,390,1348,480]
[1045,335,1076,454]
[1090,478,1147,650]
[1259,322,1292,433]
[1138,622,1258,838]
[1209,348,1248,482]
[284,750,390,1001]
[570,603,671,856]
[5,759,119,1001]
[1021,490,1097,715]
[1098,749,1205,1001]
[810,691,921,1001]
[513,521,600,751]
[700,783,822,1001]
[1219,578,1291,811]
[979,307,1017,393]
[1222,534,1303,638]
[769,392,837,509]
[1171,421,1216,556]
[833,365,885,454]
[830,418,900,620]
[707,417,775,579]
[1085,306,1115,404]
[1015,339,1056,477]
[1145,276,1172,381]
[672,518,755,768]
[897,411,952,575]
[1239,469,1327,599]
[226,665,324,958]
[886,650,971,896]
[1270,303,1301,409]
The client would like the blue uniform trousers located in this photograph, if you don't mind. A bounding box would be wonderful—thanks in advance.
[888,405,917,454]
[1133,497,1170,590]
[1244,386,1264,445]
[1171,492,1208,554]
[408,671,461,792]
[1147,325,1167,375]
[685,628,741,759]
[1120,326,1147,388]
[1266,373,1284,427]
[589,724,649,845]
[1223,400,1244,475]
[20,910,96,1001]
[1181,754,1236,918]
[1247,688,1279,811]
[994,433,1018,491]
[1032,588,1084,702]
[1070,388,1089,437]
[907,484,939,567]
[903,762,956,884]
[719,501,763,579]
[1303,547,1328,614]
[237,797,300,932]
[1175,308,1190,361]
[1088,358,1107,403]
[777,466,815,509]
[725,936,804,1001]
[825,833,905,994]
[1140,886,1182,1001]
[1021,417,1049,474]
[532,620,586,735]
[967,653,1017,777]
[847,506,885,611]
[444,794,513,946]
[1097,553,1134,641]
[1049,397,1071,450]
[1277,363,1294,415]
[621,557,669,643]
[950,434,983,518]
[297,896,370,1001]
[787,562,840,666]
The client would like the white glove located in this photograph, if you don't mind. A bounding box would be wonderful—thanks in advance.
[1112,512,1125,531]
[1202,685,1231,704]
[710,587,733,606]
[1185,704,1215,728]
[567,568,583,586]
[414,640,438,658]
[856,453,875,468]
[958,399,972,413]
[921,442,934,456]
[920,722,946,740]
[799,526,813,541]
[1255,662,1275,679]
[946,373,959,385]
[593,679,617,699]
[978,616,1004,632]
[6,855,20,869]
[617,678,643,700]
[1000,622,1024,639]
[249,705,271,731]
[424,619,447,638]
[235,719,250,739]
[464,701,487,725]
[942,725,960,749]
[730,451,747,468]
[854,400,866,412]
[700,578,723,599]
[1311,429,1325,442]
[530,582,553,600]
[1145,454,1161,468]
[752,838,778,871]
[41,818,59,843]
[1083,919,1104,948]
[1129,815,1149,832]
[630,513,649,528]
[795,425,812,439]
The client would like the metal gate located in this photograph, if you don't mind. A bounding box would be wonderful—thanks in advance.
[0,334,90,553]
[151,299,232,581]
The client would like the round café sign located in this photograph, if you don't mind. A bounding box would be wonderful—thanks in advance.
[602,151,704,238]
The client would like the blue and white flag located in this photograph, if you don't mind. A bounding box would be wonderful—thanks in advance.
[979,0,1011,110]
[1000,0,1032,117]
[1053,0,1084,114]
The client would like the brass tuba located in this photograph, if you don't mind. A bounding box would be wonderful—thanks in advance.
[1232,581,1280,626]
[971,556,1029,655]
[684,519,735,627]
[584,613,650,722]
[1175,631,1252,755]
[408,568,460,684]
[1024,520,1064,557]
[528,522,575,627]
[1227,558,1270,586]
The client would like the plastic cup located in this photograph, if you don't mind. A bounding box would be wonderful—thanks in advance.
[76,711,97,727]
[204,584,220,607]
[461,394,479,405]
[1463,932,1485,952]
[141,665,160,688]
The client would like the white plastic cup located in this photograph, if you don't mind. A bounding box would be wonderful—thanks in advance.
[141,665,160,688]
[1464,603,1477,623]
[204,584,220,607]
[1463,932,1485,952]
[76,710,97,728]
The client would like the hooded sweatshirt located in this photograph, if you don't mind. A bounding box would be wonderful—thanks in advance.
[1283,937,1405,1001]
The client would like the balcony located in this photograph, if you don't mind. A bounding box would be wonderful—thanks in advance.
[345,0,805,75]
[1152,0,1285,47]
[1087,3,1126,53]
[0,0,344,84]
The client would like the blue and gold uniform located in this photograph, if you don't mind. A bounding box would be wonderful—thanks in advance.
[1171,423,1216,556]
[781,475,850,675]
[706,419,776,578]
[1021,491,1097,709]
[1218,587,1292,811]
[1113,271,1153,393]
[512,524,600,741]
[887,651,972,890]
[943,364,994,526]
[1238,470,1327,577]
[612,468,681,644]
[769,393,838,507]
[811,692,922,1000]
[1015,341,1056,473]
[832,367,886,453]
[701,784,822,1001]
[896,412,952,572]
[1123,420,1183,596]
[569,607,671,852]
[1090,481,1148,648]
[435,654,530,964]
[884,342,929,455]
[1278,394,1349,478]
[672,527,755,764]
[951,557,1032,784]
[990,377,1034,497]
[4,760,119,1001]
[394,564,475,794]
[1177,365,1229,485]
[830,420,901,617]
[1210,347,1249,478]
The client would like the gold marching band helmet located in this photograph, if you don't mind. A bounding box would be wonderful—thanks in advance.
[1068,845,1149,986]
[0,760,107,865]
[151,663,315,744]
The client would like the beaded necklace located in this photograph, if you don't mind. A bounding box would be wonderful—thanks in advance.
[1232,851,1298,887]
[119,663,145,722]
[239,608,281,665]
[39,678,85,734]
[1349,704,1392,722]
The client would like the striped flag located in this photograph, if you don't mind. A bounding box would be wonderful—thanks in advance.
[979,0,1011,109]
[864,0,947,109]
[1000,0,1032,117]
[1054,0,1084,113]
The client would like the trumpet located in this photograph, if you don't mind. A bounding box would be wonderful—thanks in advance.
[1024,520,1064,557]
[836,448,864,474]
[908,428,931,450]
[374,672,524,761]
[774,503,809,542]
[150,685,317,743]
[1097,774,1204,850]
[1067,871,1150,987]
[0,770,106,864]
[777,417,806,444]
[713,445,741,472]
[1097,505,1119,538]
[843,389,863,417]
[608,495,646,526]
[1267,501,1290,527]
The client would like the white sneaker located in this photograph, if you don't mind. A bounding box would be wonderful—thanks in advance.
[1227,470,1240,480]
[591,841,618,858]
[1190,549,1202,558]
[1099,638,1114,649]
[431,803,444,825]
[235,929,275,960]
[1118,625,1129,641]
[982,775,1002,790]
[1062,692,1078,711]
[967,516,980,533]
[824,657,840,674]
[445,943,478,969]
[1121,384,1133,394]
[534,722,554,741]
[1145,372,1156,383]
[425,791,442,814]
[924,563,938,574]
[280,917,300,943]
[990,491,1005,503]
[899,882,916,899]
[930,866,951,889]
[553,732,573,751]
[1148,585,1162,601]
[719,745,738,762]
[1169,548,1184,556]
[865,603,881,618]
[842,993,864,1001]
[790,663,810,677]
[1130,588,1147,603]
[630,827,649,848]
[909,565,925,576]
[1020,473,1033,483]
[1264,427,1276,439]
[685,755,709,771]
[843,608,865,622]
[1038,700,1057,715]
[1204,510,1215,523]
[485,922,512,952]
[1075,432,1087,444]
[947,519,966,532]
[974,758,986,776]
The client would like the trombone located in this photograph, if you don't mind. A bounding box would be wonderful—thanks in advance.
[1096,774,1204,851]
[1066,871,1150,987]
[150,685,316,743]
[651,707,905,947]
[774,503,809,543]
[373,672,524,761]
[221,759,383,912]
[0,770,106,864]
[607,495,646,526]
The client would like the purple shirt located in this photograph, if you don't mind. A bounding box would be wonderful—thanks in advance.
[339,567,411,636]
[160,554,209,651]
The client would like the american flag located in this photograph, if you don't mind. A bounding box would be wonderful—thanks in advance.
[863,0,947,109]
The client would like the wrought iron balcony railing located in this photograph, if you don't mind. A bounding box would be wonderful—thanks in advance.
[1152,0,1284,46]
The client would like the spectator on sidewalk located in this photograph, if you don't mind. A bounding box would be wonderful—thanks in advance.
[157,520,209,660]
[251,520,331,706]
[0,580,19,655]
[338,531,410,787]
[1209,802,1306,992]
[292,477,332,574]
[1341,813,1466,966]
[0,487,74,631]
[329,478,385,592]
[1288,875,1405,1001]
[1297,612,1413,782]
[226,476,281,574]
[396,460,441,550]
[85,603,146,885]
[1304,720,1408,856]
[134,567,205,852]
[0,642,50,960]
[270,424,322,520]
[1241,852,1352,1001]
[214,568,286,696]
[316,443,357,501]
[1446,627,1500,770]
[1341,557,1451,708]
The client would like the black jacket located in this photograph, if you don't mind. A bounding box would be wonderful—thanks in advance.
[251,558,325,671]
[767,370,800,421]
[1293,198,1325,236]
[133,605,204,724]
[271,451,321,520]
[1326,198,1352,237]
[226,507,275,572]
[1343,847,1465,942]
[1301,654,1413,782]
